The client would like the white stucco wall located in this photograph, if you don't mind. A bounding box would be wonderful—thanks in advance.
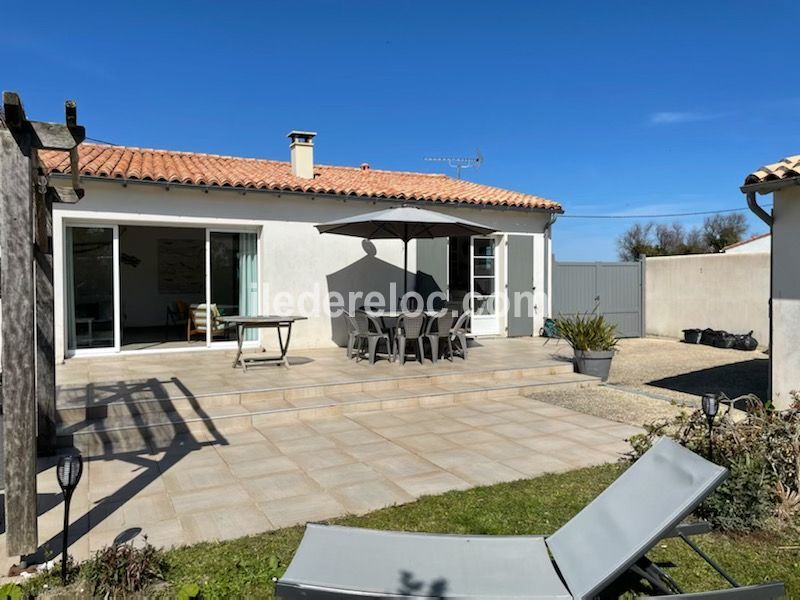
[771,187,800,409]
[645,252,770,347]
[52,179,551,360]
[724,234,771,254]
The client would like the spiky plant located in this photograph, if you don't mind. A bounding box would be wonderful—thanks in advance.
[554,313,618,352]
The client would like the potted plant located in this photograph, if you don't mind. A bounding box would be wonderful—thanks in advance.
[555,312,618,381]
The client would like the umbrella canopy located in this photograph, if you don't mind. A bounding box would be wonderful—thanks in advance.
[315,205,496,241]
[315,205,497,295]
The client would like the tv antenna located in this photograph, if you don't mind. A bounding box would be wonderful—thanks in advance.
[424,149,483,179]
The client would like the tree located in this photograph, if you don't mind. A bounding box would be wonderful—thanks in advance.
[684,228,708,254]
[616,213,748,260]
[654,223,685,255]
[702,213,748,252]
[617,222,657,261]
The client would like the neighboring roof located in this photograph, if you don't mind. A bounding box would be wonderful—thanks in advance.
[40,143,561,211]
[722,231,770,252]
[744,154,800,186]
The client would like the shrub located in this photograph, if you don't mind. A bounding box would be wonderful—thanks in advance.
[554,313,618,352]
[82,539,166,598]
[0,583,23,600]
[628,395,800,532]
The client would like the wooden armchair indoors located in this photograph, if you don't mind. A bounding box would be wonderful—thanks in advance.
[187,303,233,341]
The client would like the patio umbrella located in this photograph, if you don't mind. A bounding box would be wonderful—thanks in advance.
[315,205,496,295]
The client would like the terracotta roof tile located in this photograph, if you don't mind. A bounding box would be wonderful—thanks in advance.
[744,154,800,186]
[39,143,561,211]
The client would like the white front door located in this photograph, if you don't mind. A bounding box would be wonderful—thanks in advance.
[470,236,500,335]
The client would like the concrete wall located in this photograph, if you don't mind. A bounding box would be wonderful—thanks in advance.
[53,179,551,359]
[771,187,800,409]
[645,252,770,347]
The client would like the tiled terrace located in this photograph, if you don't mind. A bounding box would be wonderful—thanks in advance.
[54,338,598,455]
[57,337,572,399]
[1,339,639,570]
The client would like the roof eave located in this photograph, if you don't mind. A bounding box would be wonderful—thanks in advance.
[740,175,800,196]
[52,174,564,214]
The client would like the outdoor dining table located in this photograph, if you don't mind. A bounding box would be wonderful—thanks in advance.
[219,315,307,370]
[366,309,440,328]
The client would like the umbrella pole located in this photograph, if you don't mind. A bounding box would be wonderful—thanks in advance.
[403,237,408,297]
[403,224,408,298]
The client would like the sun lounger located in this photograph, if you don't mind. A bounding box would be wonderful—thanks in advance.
[275,438,785,599]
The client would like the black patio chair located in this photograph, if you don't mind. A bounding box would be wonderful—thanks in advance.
[423,311,455,363]
[394,312,426,365]
[354,309,393,365]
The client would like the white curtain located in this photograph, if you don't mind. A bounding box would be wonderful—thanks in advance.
[238,233,258,340]
[65,227,77,350]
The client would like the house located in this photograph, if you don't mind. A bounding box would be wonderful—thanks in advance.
[742,154,799,409]
[722,232,771,254]
[41,132,562,362]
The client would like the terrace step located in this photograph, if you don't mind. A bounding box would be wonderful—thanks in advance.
[56,370,598,456]
[55,362,575,425]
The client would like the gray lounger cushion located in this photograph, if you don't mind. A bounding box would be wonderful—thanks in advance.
[546,438,727,599]
[278,525,571,599]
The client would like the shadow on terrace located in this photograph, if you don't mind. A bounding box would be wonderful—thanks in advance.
[2,376,230,564]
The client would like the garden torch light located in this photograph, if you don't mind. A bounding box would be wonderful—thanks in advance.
[701,393,719,461]
[56,454,83,585]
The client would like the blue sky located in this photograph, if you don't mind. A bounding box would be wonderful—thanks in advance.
[3,0,798,260]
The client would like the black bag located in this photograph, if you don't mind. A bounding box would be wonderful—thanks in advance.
[713,332,736,349]
[682,329,702,344]
[734,331,758,351]
[700,328,717,345]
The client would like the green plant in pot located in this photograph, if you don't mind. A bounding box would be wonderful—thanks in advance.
[555,312,618,381]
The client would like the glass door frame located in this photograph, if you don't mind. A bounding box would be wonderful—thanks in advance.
[65,222,121,357]
[205,227,261,349]
[469,234,501,336]
[63,220,261,357]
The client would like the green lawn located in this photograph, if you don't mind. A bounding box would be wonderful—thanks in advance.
[160,463,800,599]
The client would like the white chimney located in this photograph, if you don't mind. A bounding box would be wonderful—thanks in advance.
[288,131,316,179]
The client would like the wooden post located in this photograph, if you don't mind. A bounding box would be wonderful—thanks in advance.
[0,127,39,556]
[1,92,84,558]
[35,184,56,455]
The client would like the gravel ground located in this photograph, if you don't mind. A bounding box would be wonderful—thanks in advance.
[527,385,686,427]
[535,336,768,427]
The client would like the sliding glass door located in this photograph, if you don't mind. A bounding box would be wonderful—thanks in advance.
[64,224,258,355]
[66,225,119,352]
[209,231,259,342]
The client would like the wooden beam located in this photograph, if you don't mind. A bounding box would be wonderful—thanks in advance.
[2,92,26,129]
[46,184,82,204]
[3,93,85,152]
[28,121,81,151]
[0,129,39,556]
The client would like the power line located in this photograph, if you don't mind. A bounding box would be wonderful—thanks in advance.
[560,204,771,219]
[86,136,117,145]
